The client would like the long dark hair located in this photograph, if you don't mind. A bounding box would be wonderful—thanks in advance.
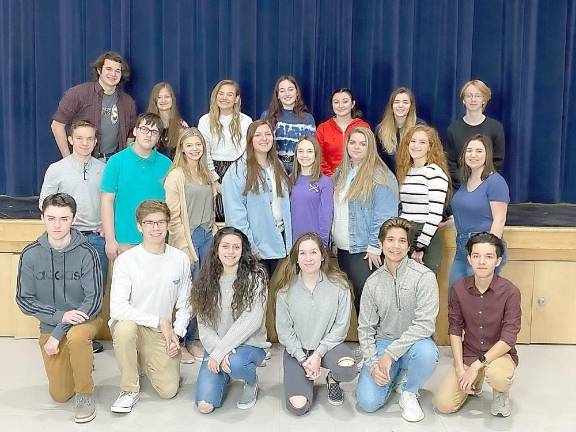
[265,75,309,129]
[190,227,268,327]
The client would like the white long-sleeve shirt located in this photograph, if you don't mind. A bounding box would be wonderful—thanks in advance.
[197,112,252,180]
[109,244,192,337]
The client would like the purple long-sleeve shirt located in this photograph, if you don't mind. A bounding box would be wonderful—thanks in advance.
[290,174,334,246]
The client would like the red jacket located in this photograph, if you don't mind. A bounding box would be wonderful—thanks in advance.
[317,117,370,176]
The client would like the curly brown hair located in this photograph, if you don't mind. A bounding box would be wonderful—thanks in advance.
[190,227,268,328]
[395,124,450,187]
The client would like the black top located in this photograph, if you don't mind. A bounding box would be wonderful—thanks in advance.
[445,116,505,190]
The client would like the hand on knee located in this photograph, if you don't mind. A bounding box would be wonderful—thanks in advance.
[197,400,214,414]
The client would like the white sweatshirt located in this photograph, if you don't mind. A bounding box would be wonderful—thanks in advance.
[109,244,192,337]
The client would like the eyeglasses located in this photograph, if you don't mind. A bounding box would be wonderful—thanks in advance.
[141,220,168,228]
[138,126,161,137]
[464,93,483,100]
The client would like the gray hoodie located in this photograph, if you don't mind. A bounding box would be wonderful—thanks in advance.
[358,256,438,366]
[16,229,103,340]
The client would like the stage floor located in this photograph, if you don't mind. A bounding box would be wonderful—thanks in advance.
[0,340,574,431]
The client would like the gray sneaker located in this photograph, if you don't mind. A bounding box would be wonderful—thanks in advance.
[237,379,258,410]
[490,390,511,417]
[74,393,96,423]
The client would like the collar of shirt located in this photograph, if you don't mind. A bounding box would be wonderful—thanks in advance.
[464,274,501,296]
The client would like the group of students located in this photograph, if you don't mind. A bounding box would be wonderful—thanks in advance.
[15,50,520,424]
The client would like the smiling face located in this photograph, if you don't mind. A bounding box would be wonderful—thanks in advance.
[216,83,239,113]
[347,132,369,165]
[98,59,122,90]
[218,233,243,270]
[468,242,502,279]
[464,139,487,171]
[68,126,97,158]
[297,239,323,274]
[251,124,274,155]
[156,87,173,111]
[408,130,430,166]
[462,84,485,113]
[392,92,411,120]
[137,211,169,246]
[332,91,355,118]
[182,136,204,161]
[295,139,316,169]
[277,79,298,110]
[381,227,409,266]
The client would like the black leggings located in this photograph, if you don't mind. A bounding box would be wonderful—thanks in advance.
[337,249,376,314]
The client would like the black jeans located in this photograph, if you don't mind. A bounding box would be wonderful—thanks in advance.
[337,249,376,314]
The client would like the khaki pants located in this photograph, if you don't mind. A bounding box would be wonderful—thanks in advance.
[39,317,102,402]
[112,321,180,399]
[435,354,516,414]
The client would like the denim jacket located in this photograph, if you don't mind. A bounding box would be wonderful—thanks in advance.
[336,169,399,255]
[222,157,292,259]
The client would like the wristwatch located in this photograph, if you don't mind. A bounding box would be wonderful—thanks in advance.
[478,354,489,366]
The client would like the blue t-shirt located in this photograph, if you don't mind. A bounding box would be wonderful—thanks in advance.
[261,109,316,174]
[451,172,510,234]
[100,146,172,244]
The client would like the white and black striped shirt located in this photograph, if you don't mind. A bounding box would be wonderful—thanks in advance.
[400,164,449,246]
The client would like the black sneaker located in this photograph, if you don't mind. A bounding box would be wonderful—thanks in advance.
[92,341,104,354]
[326,372,344,406]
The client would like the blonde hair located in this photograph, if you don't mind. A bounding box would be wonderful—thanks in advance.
[376,87,418,154]
[460,79,492,112]
[169,128,213,185]
[333,127,392,203]
[276,232,351,294]
[290,136,322,184]
[395,125,450,189]
[208,80,243,148]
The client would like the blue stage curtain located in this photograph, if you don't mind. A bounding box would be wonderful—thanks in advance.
[1,0,574,203]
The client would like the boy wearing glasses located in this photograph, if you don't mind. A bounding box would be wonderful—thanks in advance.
[101,112,171,260]
[109,200,191,413]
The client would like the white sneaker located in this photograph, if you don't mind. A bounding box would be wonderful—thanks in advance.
[490,390,511,417]
[399,391,424,422]
[111,391,140,413]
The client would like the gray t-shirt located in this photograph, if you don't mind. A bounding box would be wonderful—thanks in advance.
[100,92,119,153]
[184,180,213,232]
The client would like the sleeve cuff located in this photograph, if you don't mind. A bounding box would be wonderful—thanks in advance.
[367,245,382,256]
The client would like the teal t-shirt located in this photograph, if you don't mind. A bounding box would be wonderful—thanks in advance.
[101,145,171,244]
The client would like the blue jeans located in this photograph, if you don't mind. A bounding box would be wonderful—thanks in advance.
[449,232,508,289]
[195,345,266,408]
[356,338,438,413]
[184,226,214,345]
[83,232,108,289]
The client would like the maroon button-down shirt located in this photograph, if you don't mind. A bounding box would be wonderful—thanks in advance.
[52,81,137,154]
[448,275,521,365]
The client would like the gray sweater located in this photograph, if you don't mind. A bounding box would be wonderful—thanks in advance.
[276,273,351,361]
[358,256,438,365]
[39,155,105,232]
[198,271,270,364]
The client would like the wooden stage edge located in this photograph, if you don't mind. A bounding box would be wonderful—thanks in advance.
[1,219,576,345]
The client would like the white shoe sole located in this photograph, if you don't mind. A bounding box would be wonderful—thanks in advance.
[74,409,96,423]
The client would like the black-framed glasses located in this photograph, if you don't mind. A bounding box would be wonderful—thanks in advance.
[138,126,160,137]
[141,220,168,228]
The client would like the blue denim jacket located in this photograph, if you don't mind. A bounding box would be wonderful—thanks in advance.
[344,170,399,254]
[222,158,292,259]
